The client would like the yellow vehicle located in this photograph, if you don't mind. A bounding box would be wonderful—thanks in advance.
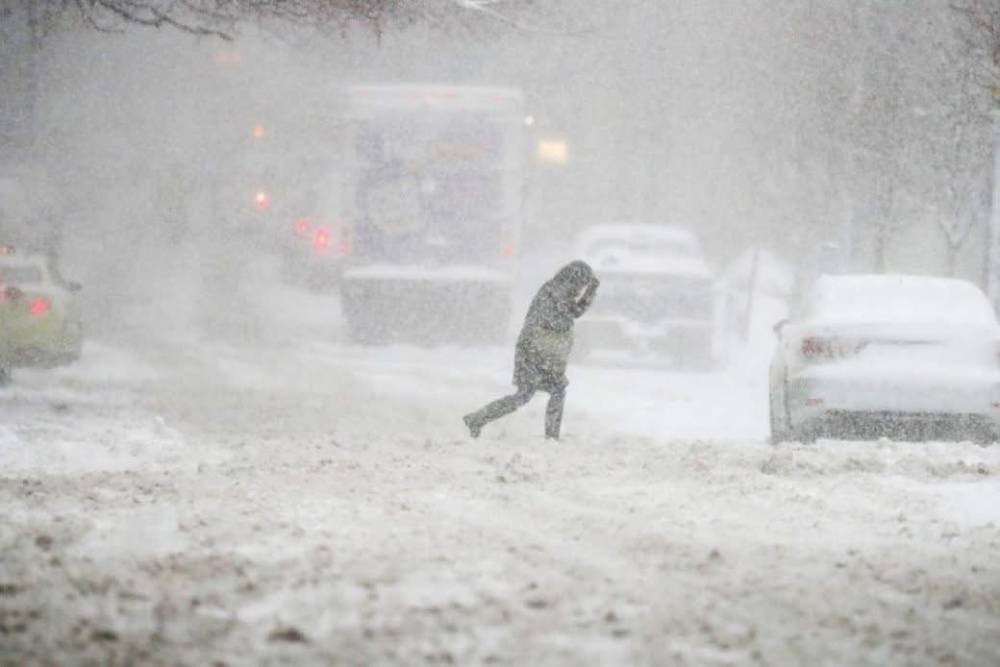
[0,247,83,385]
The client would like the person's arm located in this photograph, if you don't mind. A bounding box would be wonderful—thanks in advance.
[569,278,599,318]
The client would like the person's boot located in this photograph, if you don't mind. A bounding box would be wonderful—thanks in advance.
[544,386,566,439]
[544,397,564,440]
[544,417,560,440]
[463,413,482,439]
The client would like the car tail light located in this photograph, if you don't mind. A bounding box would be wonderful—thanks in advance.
[501,242,515,257]
[800,337,828,359]
[29,297,50,317]
[254,190,271,211]
[800,336,864,360]
[314,227,331,251]
[294,218,311,236]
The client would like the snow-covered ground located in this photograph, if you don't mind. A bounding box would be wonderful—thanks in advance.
[2,285,1000,665]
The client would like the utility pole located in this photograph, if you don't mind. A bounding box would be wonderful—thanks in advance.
[989,85,1000,308]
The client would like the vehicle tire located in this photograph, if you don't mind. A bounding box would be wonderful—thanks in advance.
[0,365,10,387]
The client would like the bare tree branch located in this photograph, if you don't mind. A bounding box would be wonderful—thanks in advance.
[86,0,236,39]
[446,0,583,35]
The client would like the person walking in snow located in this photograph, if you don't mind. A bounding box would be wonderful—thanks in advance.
[463,260,600,440]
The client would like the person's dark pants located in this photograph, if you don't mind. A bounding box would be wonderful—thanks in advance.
[466,380,567,439]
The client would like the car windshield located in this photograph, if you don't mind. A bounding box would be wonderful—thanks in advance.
[803,275,997,327]
[0,265,44,285]
[581,228,707,276]
[590,238,693,260]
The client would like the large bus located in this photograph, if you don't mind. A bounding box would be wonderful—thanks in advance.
[339,84,525,344]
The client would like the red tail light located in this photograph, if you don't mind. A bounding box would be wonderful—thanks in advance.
[314,227,331,250]
[800,336,864,360]
[254,190,271,211]
[294,218,311,236]
[29,297,50,317]
[800,337,827,358]
[319,229,352,256]
[501,242,515,257]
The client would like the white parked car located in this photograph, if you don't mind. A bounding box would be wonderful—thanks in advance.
[573,224,717,368]
[769,274,1000,443]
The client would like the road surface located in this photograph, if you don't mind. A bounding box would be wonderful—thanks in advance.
[1,313,999,665]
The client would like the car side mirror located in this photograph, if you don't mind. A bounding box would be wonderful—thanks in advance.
[772,318,788,337]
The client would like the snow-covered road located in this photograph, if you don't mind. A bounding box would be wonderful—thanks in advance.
[1,333,999,665]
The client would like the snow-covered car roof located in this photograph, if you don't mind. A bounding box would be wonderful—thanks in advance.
[575,224,712,278]
[0,254,50,286]
[803,274,998,328]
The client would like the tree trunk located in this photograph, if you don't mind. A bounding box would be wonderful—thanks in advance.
[988,102,1000,306]
[23,0,41,150]
[0,1,40,156]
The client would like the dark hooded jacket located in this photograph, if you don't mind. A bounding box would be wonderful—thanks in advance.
[513,261,598,390]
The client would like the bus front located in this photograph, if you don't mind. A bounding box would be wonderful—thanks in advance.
[340,85,524,344]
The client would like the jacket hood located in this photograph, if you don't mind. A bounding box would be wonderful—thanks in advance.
[553,260,595,289]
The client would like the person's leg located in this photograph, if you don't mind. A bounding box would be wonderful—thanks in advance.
[544,380,567,440]
[464,386,535,438]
